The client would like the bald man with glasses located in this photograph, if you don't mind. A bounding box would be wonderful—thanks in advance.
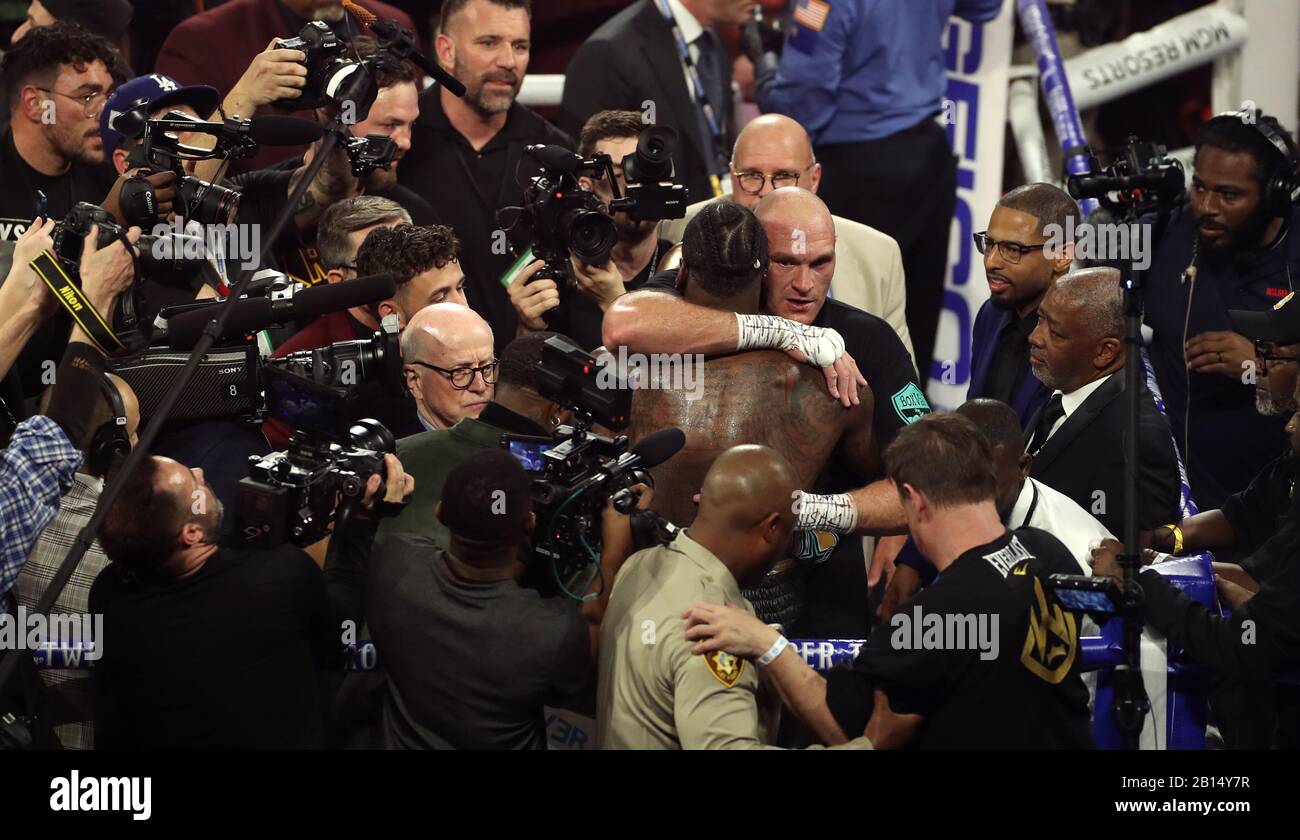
[401,303,498,433]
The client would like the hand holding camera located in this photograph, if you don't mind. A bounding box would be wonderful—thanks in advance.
[227,38,309,118]
[0,218,59,323]
[569,254,626,311]
[507,259,558,332]
[360,453,415,514]
[79,224,141,314]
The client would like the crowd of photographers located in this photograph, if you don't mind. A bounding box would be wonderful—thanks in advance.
[0,0,1297,751]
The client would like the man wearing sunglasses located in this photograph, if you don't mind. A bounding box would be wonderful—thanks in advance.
[967,182,1079,428]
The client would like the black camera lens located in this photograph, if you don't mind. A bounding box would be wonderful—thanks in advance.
[564,209,616,266]
[624,126,678,184]
[347,418,396,456]
[178,177,240,226]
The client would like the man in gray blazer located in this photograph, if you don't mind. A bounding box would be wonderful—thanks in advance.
[659,114,913,362]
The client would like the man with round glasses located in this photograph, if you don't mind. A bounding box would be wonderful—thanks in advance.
[967,182,1079,428]
[402,302,497,433]
[658,114,911,356]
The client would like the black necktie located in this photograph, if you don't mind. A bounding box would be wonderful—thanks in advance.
[692,29,726,168]
[1030,393,1065,452]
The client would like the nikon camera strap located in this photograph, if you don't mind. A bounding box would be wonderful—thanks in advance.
[28,250,126,356]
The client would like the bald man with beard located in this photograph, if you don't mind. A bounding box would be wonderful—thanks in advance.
[597,444,872,749]
[659,114,912,354]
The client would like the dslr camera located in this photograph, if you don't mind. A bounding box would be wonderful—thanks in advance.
[517,126,689,298]
[501,336,682,597]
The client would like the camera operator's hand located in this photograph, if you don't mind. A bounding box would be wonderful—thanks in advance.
[1089,538,1124,583]
[225,38,308,117]
[102,169,177,225]
[0,218,60,326]
[599,482,652,566]
[79,225,140,314]
[1185,330,1255,379]
[507,260,558,332]
[570,255,627,311]
[682,602,779,659]
[360,453,415,513]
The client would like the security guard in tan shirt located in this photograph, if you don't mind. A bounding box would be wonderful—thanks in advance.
[596,444,872,749]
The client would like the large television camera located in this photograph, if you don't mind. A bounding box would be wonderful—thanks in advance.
[233,323,407,548]
[516,127,689,302]
[1067,136,1186,215]
[501,336,682,598]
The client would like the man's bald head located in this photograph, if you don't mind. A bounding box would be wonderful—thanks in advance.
[695,444,798,585]
[1027,267,1124,393]
[402,303,496,430]
[730,114,821,209]
[754,187,834,239]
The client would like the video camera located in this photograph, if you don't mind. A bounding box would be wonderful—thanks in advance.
[516,126,689,300]
[1067,136,1186,215]
[501,336,683,597]
[233,322,407,548]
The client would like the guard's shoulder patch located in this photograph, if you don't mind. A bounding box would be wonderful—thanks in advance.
[703,650,745,688]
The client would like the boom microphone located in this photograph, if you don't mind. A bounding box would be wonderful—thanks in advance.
[162,273,396,348]
[630,427,685,469]
[527,144,584,174]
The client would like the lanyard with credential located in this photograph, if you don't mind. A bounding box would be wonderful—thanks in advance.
[652,0,727,196]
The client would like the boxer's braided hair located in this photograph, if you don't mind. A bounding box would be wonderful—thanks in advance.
[681,201,769,296]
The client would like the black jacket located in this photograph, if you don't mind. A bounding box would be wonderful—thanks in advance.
[560,0,736,208]
[1027,372,1182,538]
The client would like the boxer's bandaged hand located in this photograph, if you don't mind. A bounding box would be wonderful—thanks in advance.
[795,491,858,534]
[736,314,846,368]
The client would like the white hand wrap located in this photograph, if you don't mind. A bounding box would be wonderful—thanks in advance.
[735,313,845,368]
[795,491,859,534]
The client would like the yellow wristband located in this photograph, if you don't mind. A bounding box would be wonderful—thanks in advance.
[1163,524,1183,554]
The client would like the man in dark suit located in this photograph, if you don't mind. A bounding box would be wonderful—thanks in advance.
[560,0,754,208]
[968,183,1078,428]
[1023,267,1181,538]
[398,0,573,354]
[154,0,418,174]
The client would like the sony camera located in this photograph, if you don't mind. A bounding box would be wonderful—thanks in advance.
[517,126,689,298]
[501,336,681,597]
[234,324,405,548]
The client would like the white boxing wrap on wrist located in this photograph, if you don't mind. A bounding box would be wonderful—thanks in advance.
[795,491,859,534]
[735,313,845,368]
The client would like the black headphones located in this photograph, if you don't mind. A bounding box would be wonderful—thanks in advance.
[1204,108,1300,217]
[88,376,131,477]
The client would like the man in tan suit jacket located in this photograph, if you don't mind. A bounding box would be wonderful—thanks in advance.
[658,114,913,361]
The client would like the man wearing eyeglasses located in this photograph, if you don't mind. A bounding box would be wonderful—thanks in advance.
[0,21,120,239]
[402,302,496,434]
[658,114,912,356]
[967,183,1079,429]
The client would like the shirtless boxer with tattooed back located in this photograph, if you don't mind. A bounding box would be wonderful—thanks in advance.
[626,203,879,625]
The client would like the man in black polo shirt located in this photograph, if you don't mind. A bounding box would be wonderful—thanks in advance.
[683,413,1093,749]
[398,0,572,353]
[1142,109,1300,511]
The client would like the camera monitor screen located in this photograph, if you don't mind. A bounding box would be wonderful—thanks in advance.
[263,365,348,441]
[503,435,554,474]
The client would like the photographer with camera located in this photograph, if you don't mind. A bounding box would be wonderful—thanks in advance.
[399,0,573,354]
[377,330,572,548]
[1142,109,1300,513]
[91,448,413,749]
[0,218,137,602]
[369,447,643,749]
[506,110,675,351]
[155,0,419,176]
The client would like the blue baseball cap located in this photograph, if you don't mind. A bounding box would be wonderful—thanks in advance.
[100,74,221,157]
